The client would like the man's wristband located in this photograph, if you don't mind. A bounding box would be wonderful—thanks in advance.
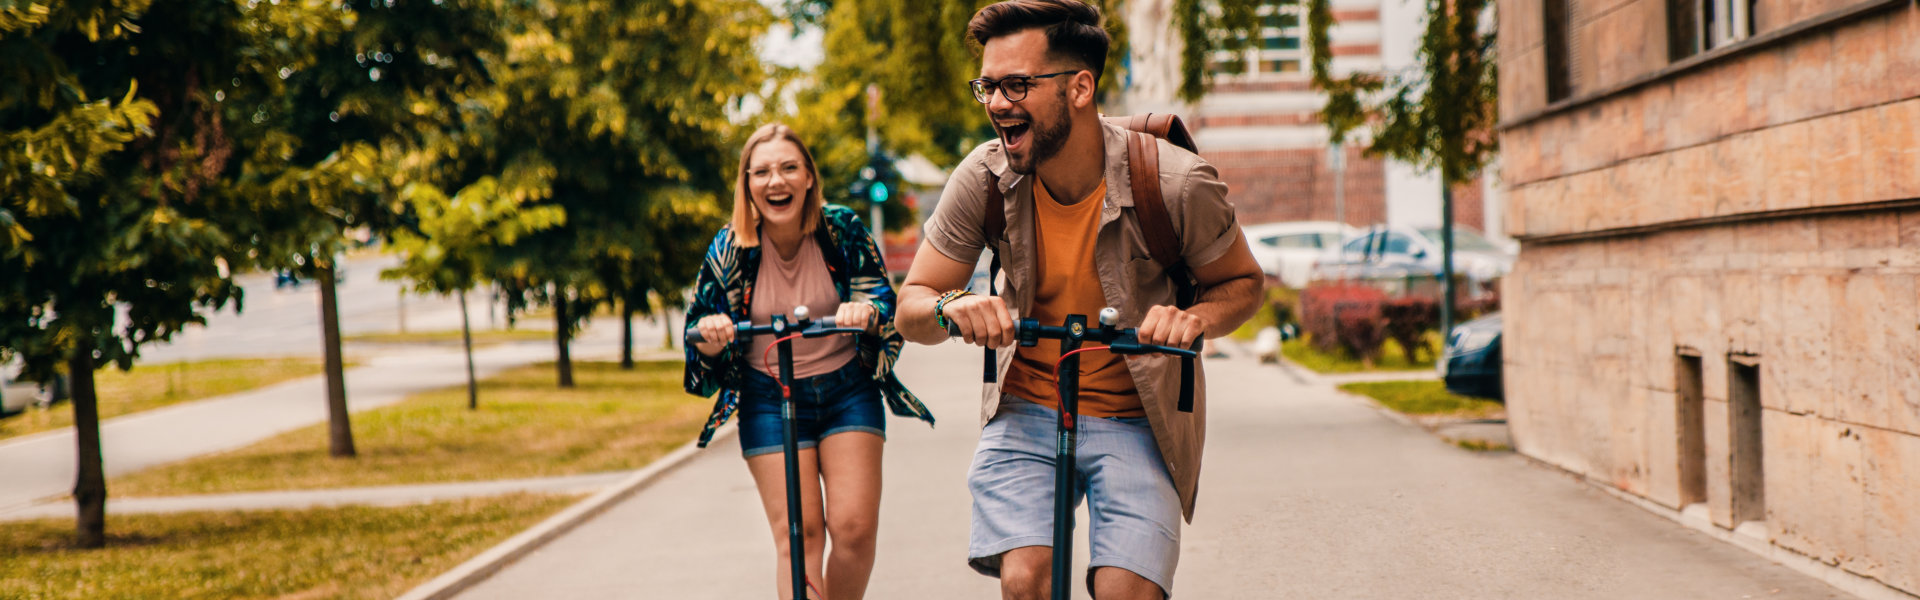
[933,290,972,330]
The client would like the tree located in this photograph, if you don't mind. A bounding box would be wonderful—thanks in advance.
[0,0,267,548]
[477,0,769,387]
[382,157,564,408]
[1301,0,1498,336]
[232,0,507,455]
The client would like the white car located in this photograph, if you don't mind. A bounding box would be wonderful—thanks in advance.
[1243,221,1356,289]
[1313,224,1515,284]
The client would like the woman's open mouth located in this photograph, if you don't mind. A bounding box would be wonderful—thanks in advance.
[765,193,794,209]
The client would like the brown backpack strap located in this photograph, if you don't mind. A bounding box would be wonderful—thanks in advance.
[1125,132,1198,413]
[1128,132,1184,285]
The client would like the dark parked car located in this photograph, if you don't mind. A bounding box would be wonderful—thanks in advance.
[1439,312,1502,401]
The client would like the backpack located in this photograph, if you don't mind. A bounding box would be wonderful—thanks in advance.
[978,113,1202,411]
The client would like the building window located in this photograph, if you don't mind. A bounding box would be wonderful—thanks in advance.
[1543,0,1576,101]
[1670,0,1755,60]
[1209,1,1308,79]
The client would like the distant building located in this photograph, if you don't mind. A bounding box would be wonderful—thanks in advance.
[1117,0,1501,237]
[1499,0,1920,595]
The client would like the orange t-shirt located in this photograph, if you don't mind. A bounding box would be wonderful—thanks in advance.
[1001,178,1143,418]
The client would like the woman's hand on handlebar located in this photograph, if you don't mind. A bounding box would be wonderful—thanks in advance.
[693,315,736,357]
[835,301,879,335]
[945,294,1016,348]
[1137,305,1208,348]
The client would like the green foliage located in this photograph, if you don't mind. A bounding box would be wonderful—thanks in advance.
[789,0,1127,229]
[1305,0,1498,183]
[1173,0,1291,103]
[0,0,265,382]
[469,0,768,332]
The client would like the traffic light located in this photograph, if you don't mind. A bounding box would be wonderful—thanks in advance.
[850,153,896,204]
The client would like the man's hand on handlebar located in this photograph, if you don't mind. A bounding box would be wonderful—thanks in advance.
[944,294,1017,348]
[693,315,736,357]
[1136,305,1209,348]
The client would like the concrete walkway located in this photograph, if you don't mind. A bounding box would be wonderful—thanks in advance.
[0,321,650,513]
[450,341,1850,599]
[0,471,631,521]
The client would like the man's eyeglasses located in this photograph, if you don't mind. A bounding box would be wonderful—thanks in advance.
[968,70,1080,104]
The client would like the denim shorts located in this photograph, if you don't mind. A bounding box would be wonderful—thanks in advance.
[736,359,887,458]
[966,397,1182,597]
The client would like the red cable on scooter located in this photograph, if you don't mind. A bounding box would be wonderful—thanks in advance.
[1051,345,1111,430]
[761,333,806,398]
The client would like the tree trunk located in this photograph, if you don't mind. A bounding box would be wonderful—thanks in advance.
[661,309,675,351]
[460,288,478,410]
[620,298,635,370]
[319,265,355,457]
[555,286,574,388]
[68,348,106,549]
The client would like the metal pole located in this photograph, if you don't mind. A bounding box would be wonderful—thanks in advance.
[1441,183,1457,339]
[775,315,807,599]
[1330,142,1347,225]
[1051,314,1087,600]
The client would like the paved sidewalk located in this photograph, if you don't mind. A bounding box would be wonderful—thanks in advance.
[0,471,629,521]
[0,321,651,513]
[451,341,1849,599]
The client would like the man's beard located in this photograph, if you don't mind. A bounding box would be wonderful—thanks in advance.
[1002,93,1072,175]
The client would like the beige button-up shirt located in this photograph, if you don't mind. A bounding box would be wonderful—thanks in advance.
[922,119,1240,521]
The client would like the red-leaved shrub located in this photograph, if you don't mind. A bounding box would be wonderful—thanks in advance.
[1301,283,1389,366]
[1381,296,1439,364]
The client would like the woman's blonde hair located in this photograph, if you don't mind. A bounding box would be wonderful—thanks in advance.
[730,123,825,248]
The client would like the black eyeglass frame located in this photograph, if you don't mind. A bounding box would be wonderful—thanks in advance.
[968,70,1082,104]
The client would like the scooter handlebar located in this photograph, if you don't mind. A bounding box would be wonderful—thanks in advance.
[943,311,1204,359]
[685,316,859,344]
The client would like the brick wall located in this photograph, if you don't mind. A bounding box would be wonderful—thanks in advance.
[1208,147,1389,226]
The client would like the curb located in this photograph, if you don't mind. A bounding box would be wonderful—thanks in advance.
[392,424,734,600]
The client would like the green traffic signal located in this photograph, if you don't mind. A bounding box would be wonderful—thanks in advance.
[868,181,889,204]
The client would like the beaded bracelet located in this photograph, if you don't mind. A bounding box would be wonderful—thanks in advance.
[933,289,973,330]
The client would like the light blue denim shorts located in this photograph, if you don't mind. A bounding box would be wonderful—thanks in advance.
[966,396,1182,597]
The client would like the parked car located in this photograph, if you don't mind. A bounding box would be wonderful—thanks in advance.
[1311,224,1514,285]
[0,358,70,417]
[1439,312,1502,401]
[1243,221,1356,289]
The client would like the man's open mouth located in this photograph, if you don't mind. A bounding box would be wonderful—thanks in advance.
[997,120,1031,150]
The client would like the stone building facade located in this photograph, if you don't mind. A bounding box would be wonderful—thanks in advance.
[1499,0,1920,594]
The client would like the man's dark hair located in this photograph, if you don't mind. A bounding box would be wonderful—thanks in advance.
[968,0,1110,85]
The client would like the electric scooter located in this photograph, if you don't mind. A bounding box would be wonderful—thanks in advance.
[952,307,1201,600]
[688,306,865,600]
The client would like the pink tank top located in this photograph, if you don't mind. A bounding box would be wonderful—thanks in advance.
[748,236,857,379]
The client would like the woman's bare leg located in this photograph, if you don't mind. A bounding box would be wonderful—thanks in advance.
[818,431,884,599]
[747,449,828,599]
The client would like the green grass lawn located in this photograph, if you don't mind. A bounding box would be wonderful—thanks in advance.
[1338,380,1505,419]
[0,493,577,600]
[0,358,332,441]
[110,360,706,496]
[1280,332,1441,373]
[342,328,554,346]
